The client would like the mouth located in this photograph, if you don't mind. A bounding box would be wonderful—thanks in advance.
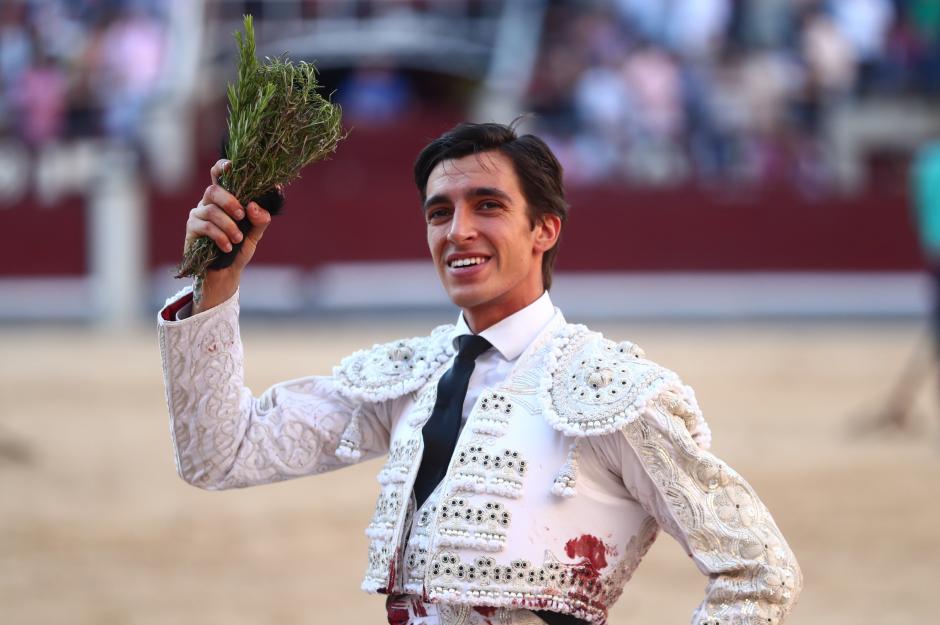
[447,256,490,269]
[444,252,490,272]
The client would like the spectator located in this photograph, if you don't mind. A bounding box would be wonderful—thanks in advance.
[0,2,32,131]
[0,1,168,146]
[909,0,940,93]
[801,7,857,97]
[12,50,68,146]
[93,6,166,141]
[830,0,895,93]
[665,0,730,59]
[621,44,687,184]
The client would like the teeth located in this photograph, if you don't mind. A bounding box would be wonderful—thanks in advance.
[450,257,486,268]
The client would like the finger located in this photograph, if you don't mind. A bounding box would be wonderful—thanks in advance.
[210,159,231,186]
[201,184,244,221]
[196,203,244,244]
[230,203,271,272]
[188,203,242,245]
[188,216,234,253]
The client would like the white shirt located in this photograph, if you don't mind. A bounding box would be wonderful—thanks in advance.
[449,291,556,424]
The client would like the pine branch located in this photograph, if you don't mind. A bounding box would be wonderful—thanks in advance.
[178,15,345,278]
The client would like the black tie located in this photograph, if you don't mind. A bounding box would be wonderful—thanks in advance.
[413,334,492,509]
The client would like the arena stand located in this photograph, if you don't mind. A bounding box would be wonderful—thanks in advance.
[0,0,931,322]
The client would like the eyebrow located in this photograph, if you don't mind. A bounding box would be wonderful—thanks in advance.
[422,187,513,213]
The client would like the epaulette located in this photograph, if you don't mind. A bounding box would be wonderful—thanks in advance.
[540,325,708,497]
[332,325,455,403]
[542,325,697,437]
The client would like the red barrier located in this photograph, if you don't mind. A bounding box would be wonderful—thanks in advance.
[0,114,923,277]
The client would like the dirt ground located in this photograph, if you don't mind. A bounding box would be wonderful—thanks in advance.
[1,316,938,625]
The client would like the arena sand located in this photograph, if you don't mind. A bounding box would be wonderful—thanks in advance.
[1,318,937,625]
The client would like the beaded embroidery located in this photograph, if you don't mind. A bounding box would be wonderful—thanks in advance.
[550,438,582,498]
[450,444,528,499]
[469,391,515,436]
[335,405,364,462]
[542,327,696,437]
[366,437,421,551]
[363,541,394,591]
[425,551,606,622]
[406,544,430,584]
[365,487,403,541]
[333,325,454,403]
[435,496,512,551]
[377,438,421,485]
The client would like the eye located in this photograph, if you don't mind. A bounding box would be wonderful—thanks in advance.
[426,207,451,223]
[478,200,502,211]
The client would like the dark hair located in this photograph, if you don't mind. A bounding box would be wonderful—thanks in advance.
[414,121,569,290]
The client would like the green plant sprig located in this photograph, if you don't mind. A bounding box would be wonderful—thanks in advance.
[178,15,344,278]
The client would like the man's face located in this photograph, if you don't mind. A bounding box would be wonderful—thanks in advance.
[424,150,559,331]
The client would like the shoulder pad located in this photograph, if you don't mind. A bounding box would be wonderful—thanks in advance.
[333,325,454,402]
[543,326,688,436]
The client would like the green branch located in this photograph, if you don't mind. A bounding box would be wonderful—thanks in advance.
[178,15,345,278]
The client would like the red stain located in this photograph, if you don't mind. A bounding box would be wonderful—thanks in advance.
[565,534,608,571]
[474,606,497,617]
[385,596,409,625]
[411,597,428,618]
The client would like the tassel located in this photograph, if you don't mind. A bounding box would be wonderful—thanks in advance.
[551,439,581,498]
[336,406,363,462]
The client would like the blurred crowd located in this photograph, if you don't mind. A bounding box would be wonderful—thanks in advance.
[528,0,940,189]
[0,0,168,148]
[3,0,938,193]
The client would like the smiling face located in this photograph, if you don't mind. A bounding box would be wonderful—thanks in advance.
[424,150,560,332]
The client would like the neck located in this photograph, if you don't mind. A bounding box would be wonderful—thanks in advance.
[462,290,545,333]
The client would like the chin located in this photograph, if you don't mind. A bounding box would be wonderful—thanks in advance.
[444,284,495,311]
[446,290,484,310]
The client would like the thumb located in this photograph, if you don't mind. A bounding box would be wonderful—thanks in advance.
[232,201,272,271]
[245,201,271,242]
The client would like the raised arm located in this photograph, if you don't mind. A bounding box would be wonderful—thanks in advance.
[618,390,802,624]
[158,288,394,490]
[158,159,392,489]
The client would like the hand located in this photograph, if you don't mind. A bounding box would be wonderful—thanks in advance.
[185,159,272,313]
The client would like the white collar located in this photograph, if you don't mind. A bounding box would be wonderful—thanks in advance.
[452,291,556,361]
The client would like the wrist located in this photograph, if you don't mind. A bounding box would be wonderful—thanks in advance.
[192,271,240,314]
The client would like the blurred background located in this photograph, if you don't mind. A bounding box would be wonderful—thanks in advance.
[1,1,938,624]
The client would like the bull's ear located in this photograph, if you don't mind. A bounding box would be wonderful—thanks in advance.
[252,187,285,216]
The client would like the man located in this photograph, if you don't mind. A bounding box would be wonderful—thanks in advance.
[871,140,940,430]
[158,122,802,625]
[913,141,940,407]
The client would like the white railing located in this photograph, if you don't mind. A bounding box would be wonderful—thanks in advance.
[203,0,535,79]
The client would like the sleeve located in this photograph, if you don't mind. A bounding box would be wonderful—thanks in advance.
[617,390,802,625]
[157,287,394,490]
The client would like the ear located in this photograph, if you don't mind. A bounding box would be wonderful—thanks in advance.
[533,213,562,254]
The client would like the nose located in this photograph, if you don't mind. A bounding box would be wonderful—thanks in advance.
[446,204,477,244]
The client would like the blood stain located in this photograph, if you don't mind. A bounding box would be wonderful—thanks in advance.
[565,534,609,570]
[385,596,409,625]
[411,597,428,617]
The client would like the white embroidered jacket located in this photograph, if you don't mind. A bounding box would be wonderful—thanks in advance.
[158,289,802,625]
